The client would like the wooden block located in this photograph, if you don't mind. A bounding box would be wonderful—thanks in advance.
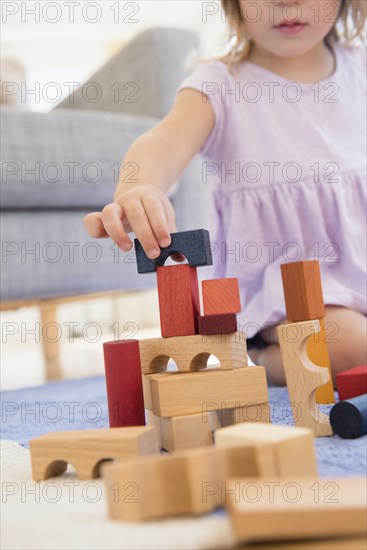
[306,317,335,404]
[134,229,212,273]
[160,412,214,452]
[103,340,145,427]
[146,410,162,448]
[244,538,367,550]
[198,313,237,335]
[150,366,268,417]
[139,332,247,373]
[215,422,317,477]
[103,443,281,522]
[156,264,200,337]
[330,393,367,439]
[139,331,247,374]
[29,426,159,481]
[142,373,152,410]
[277,320,333,436]
[226,477,367,543]
[336,365,367,401]
[142,372,175,410]
[280,260,325,322]
[202,278,241,315]
[214,403,270,428]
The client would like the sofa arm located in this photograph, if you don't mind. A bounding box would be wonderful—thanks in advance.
[1,108,158,210]
[56,28,200,119]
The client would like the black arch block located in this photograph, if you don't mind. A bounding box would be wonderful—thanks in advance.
[134,229,213,273]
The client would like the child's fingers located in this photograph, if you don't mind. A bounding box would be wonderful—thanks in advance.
[124,200,161,258]
[101,203,132,250]
[84,212,109,238]
[141,195,172,248]
[162,196,177,235]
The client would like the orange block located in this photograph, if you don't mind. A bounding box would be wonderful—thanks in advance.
[306,318,335,404]
[202,278,241,315]
[280,261,325,322]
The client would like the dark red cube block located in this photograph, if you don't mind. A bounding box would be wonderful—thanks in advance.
[336,365,367,401]
[198,313,237,335]
[103,339,145,427]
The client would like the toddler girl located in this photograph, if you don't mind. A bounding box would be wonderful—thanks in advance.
[85,0,366,384]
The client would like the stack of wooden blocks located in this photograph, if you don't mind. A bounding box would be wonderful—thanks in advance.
[27,230,367,545]
[136,229,269,451]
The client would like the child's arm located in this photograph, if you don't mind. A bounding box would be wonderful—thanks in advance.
[84,89,214,259]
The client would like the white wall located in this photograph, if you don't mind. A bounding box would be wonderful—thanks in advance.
[1,0,229,111]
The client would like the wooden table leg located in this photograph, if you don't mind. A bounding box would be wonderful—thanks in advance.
[40,304,62,381]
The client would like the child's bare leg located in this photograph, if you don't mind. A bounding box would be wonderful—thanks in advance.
[321,306,367,382]
[248,306,367,386]
[248,344,286,385]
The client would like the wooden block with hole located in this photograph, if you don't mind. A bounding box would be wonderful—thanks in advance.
[103,443,281,522]
[215,422,317,477]
[226,477,367,544]
[150,366,269,418]
[277,320,333,436]
[156,264,200,337]
[336,365,367,401]
[29,426,159,481]
[202,278,241,315]
[139,332,247,374]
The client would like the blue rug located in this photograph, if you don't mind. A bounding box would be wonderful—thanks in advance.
[1,376,366,477]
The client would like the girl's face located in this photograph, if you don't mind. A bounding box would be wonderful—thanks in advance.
[239,0,342,56]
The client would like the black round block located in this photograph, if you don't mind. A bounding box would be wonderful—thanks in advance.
[330,394,367,439]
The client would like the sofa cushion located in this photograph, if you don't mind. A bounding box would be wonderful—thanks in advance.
[1,210,155,301]
[1,109,158,210]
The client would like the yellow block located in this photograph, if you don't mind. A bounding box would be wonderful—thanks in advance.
[306,317,335,404]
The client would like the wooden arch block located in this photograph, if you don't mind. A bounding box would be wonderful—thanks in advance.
[277,320,332,436]
[138,332,248,374]
[29,426,159,481]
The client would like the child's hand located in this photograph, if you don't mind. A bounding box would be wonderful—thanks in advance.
[84,184,177,259]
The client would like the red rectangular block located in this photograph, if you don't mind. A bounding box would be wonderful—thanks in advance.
[157,265,200,338]
[336,366,367,401]
[202,278,241,315]
[198,313,237,335]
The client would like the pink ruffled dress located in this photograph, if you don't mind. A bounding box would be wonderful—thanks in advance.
[178,44,366,337]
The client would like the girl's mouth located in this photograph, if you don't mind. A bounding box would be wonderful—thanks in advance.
[274,21,308,35]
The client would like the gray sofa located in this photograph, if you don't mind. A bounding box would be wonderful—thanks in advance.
[1,28,210,302]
